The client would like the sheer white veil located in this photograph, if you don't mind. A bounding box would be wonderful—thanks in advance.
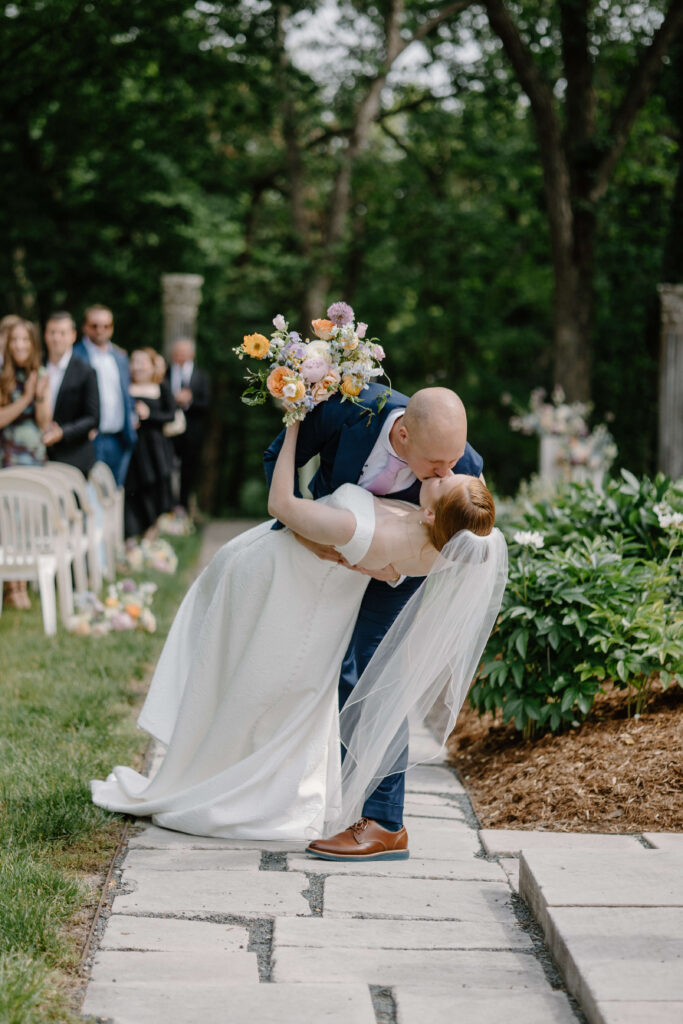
[325,527,508,836]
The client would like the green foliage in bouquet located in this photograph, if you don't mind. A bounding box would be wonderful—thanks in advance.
[470,471,683,736]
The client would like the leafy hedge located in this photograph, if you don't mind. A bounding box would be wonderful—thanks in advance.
[470,471,683,736]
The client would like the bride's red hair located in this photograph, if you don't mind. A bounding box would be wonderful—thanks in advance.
[427,478,495,550]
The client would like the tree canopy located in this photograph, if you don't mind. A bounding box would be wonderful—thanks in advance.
[1,1,680,508]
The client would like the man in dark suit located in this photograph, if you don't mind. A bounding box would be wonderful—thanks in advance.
[168,338,210,510]
[264,383,483,861]
[43,312,100,474]
[72,304,137,485]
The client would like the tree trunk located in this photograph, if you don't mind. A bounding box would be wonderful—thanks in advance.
[485,0,683,403]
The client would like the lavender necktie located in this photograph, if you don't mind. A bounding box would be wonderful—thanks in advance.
[366,451,407,495]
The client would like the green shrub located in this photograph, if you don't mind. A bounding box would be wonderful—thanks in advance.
[470,471,683,735]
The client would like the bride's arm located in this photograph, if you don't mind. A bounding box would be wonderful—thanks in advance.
[267,422,357,549]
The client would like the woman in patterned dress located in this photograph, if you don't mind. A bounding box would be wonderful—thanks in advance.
[0,319,51,608]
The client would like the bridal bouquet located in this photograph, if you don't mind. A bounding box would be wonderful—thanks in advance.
[234,301,388,425]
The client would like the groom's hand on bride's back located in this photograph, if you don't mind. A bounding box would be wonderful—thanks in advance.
[292,533,345,564]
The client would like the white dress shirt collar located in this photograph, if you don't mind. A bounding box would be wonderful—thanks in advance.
[46,349,72,406]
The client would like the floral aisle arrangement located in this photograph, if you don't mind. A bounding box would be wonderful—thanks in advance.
[157,509,196,537]
[67,579,157,637]
[123,537,178,574]
[234,301,388,425]
[507,386,617,481]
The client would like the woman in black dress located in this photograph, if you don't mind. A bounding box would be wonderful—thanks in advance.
[124,348,176,539]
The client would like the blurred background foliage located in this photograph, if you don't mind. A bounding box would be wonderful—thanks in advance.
[1,0,681,512]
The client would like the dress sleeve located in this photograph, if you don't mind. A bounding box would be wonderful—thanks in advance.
[331,484,375,566]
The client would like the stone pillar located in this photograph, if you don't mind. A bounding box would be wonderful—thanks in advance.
[161,274,204,357]
[539,435,565,483]
[657,284,683,479]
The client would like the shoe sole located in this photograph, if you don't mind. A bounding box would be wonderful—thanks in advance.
[304,848,410,862]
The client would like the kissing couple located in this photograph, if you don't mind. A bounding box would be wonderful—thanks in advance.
[92,381,508,861]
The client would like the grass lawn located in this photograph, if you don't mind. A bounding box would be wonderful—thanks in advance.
[0,531,202,1023]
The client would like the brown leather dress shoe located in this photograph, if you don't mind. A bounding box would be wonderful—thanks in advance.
[306,817,409,861]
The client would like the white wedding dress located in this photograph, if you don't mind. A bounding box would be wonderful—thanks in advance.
[91,484,375,841]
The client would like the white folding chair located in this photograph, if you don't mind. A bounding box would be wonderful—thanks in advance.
[5,467,89,594]
[88,461,124,580]
[0,473,75,634]
[41,462,103,593]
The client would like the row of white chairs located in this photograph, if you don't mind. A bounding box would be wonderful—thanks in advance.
[0,461,124,636]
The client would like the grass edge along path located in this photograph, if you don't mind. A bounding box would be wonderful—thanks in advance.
[0,531,202,1024]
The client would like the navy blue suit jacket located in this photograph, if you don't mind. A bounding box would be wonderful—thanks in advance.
[73,339,137,450]
[263,384,483,522]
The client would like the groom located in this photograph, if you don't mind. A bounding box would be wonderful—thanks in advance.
[264,383,482,860]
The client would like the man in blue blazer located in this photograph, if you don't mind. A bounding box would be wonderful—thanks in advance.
[264,383,483,860]
[72,304,137,485]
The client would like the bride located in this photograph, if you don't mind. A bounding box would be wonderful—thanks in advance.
[91,421,507,843]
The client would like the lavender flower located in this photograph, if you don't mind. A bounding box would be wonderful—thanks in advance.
[327,301,354,327]
[284,341,306,361]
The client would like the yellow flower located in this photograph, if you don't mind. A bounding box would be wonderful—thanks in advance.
[105,596,119,608]
[242,333,270,359]
[341,376,362,397]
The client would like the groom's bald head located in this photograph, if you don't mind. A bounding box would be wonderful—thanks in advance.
[391,387,468,480]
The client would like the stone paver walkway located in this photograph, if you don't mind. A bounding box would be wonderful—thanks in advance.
[80,522,682,1024]
[82,737,579,1024]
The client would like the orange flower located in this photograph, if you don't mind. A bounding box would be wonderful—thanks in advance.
[341,376,363,397]
[124,602,141,619]
[242,333,270,359]
[311,318,335,341]
[267,365,293,399]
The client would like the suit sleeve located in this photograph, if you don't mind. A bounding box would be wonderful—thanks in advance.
[57,366,100,445]
[263,400,334,491]
[190,371,210,413]
[456,442,484,478]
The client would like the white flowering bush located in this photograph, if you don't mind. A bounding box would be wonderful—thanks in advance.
[471,470,682,735]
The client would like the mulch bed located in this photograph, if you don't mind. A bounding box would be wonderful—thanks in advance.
[447,684,683,833]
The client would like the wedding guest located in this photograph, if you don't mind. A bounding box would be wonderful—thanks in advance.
[146,347,175,517]
[167,338,209,511]
[124,348,176,539]
[43,312,99,474]
[0,314,22,369]
[0,319,51,609]
[73,305,136,485]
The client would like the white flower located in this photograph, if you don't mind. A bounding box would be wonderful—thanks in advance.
[513,530,545,549]
[282,382,299,399]
[272,314,286,331]
[305,340,331,360]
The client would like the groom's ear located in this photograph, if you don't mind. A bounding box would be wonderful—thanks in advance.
[422,507,436,525]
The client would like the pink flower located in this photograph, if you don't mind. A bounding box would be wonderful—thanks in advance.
[356,322,368,339]
[111,611,135,631]
[300,357,331,384]
[272,314,287,331]
[310,368,341,403]
[372,344,385,361]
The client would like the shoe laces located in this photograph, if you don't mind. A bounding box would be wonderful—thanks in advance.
[350,817,369,835]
